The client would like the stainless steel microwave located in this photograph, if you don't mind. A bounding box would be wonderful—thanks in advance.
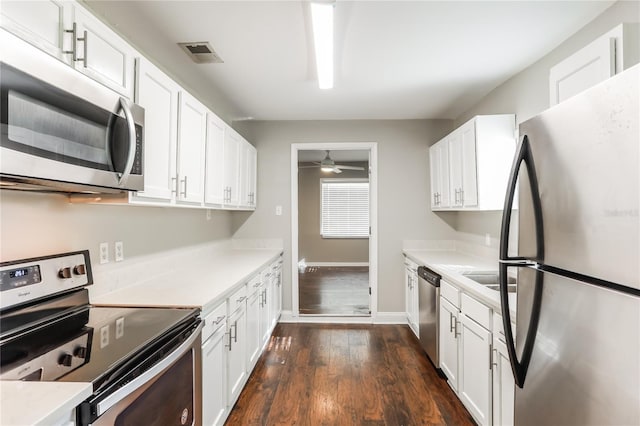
[0,29,144,194]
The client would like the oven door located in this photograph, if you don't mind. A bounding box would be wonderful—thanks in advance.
[0,29,144,193]
[78,321,202,426]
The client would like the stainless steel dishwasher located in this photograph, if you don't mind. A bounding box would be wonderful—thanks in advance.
[417,266,441,367]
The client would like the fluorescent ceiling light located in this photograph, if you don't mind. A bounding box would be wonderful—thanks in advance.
[321,166,334,172]
[310,2,334,89]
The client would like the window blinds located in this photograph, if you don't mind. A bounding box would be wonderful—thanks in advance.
[320,180,369,238]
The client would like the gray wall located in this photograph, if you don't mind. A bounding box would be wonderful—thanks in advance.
[452,0,640,247]
[232,119,455,313]
[298,162,369,263]
[0,191,233,265]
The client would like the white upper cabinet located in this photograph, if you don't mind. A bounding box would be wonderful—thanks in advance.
[132,57,179,203]
[0,0,72,60]
[205,112,227,207]
[429,139,450,209]
[1,0,137,99]
[72,5,136,99]
[550,23,639,106]
[223,129,241,207]
[430,114,515,211]
[238,140,257,210]
[177,91,207,206]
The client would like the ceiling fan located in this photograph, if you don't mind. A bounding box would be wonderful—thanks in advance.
[299,151,365,174]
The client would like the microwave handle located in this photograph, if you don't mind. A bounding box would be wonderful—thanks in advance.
[117,98,137,185]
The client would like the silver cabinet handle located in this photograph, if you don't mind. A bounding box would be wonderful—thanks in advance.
[215,315,225,325]
[236,296,246,303]
[117,98,137,185]
[492,347,498,369]
[454,319,461,338]
[63,23,78,61]
[231,321,238,343]
[225,331,232,350]
[449,312,455,333]
[171,176,178,195]
[76,29,88,67]
[180,176,188,197]
[460,188,464,204]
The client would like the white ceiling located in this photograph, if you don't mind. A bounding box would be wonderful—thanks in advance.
[87,1,613,121]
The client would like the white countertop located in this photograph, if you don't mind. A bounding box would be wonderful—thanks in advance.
[93,248,283,313]
[403,249,517,318]
[0,381,92,426]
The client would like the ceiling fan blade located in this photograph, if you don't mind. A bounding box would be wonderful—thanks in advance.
[333,167,343,174]
[335,165,365,171]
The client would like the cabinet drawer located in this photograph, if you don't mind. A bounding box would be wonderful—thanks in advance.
[248,274,263,296]
[228,284,247,314]
[461,293,491,329]
[441,280,460,308]
[493,312,516,343]
[202,302,227,342]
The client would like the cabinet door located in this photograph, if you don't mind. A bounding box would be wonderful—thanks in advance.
[493,338,515,426]
[246,285,262,370]
[260,283,271,345]
[204,112,226,206]
[177,91,207,205]
[73,4,136,99]
[439,297,459,391]
[410,272,419,336]
[271,263,282,326]
[245,143,257,209]
[223,129,241,207]
[227,307,247,406]
[549,31,614,106]
[405,266,413,326]
[132,58,179,203]
[460,122,478,207]
[448,131,463,208]
[0,0,73,61]
[459,314,492,426]
[429,143,441,208]
[202,326,228,426]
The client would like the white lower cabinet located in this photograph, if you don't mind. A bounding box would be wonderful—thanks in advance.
[246,276,262,370]
[438,281,514,426]
[492,313,515,426]
[459,312,492,426]
[404,258,419,337]
[226,292,247,406]
[202,305,228,426]
[439,296,460,391]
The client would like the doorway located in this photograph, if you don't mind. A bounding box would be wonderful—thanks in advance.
[290,143,378,319]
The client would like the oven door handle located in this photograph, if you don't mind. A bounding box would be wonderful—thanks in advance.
[95,321,203,417]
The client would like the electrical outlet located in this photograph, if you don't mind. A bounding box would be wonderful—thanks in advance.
[99,242,109,264]
[275,205,282,216]
[485,233,491,247]
[100,325,109,348]
[206,209,212,221]
[114,241,124,262]
[115,317,125,339]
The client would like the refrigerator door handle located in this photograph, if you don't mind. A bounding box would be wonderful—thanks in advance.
[498,134,545,389]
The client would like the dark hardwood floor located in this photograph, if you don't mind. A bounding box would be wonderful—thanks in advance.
[224,323,475,426]
[299,266,370,315]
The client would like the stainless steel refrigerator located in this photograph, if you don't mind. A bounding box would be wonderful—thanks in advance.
[498,65,639,426]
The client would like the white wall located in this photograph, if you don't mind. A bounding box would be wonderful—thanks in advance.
[0,191,233,292]
[232,119,455,313]
[452,0,640,247]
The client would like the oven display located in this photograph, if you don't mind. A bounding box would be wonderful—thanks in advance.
[0,265,41,291]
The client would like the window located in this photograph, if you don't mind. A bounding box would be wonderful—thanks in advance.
[320,179,369,238]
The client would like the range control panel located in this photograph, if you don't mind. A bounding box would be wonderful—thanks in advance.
[0,250,93,310]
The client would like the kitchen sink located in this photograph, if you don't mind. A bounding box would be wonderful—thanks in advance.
[461,271,517,292]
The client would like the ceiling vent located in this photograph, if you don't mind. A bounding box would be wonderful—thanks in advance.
[177,42,223,64]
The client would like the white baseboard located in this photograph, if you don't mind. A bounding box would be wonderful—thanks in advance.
[279,310,408,325]
[304,262,369,267]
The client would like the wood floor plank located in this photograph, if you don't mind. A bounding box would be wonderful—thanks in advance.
[225,323,475,426]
